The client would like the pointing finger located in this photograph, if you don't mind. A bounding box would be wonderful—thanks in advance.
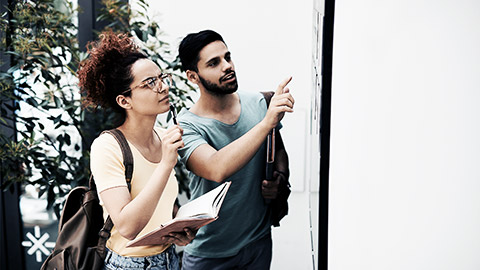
[275,76,292,95]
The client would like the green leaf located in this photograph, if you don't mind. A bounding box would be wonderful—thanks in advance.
[25,97,39,107]
[134,28,143,40]
[64,133,71,146]
[54,96,62,108]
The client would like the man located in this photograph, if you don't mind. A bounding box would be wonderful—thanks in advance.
[177,29,294,269]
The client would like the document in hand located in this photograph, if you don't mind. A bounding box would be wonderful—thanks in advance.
[126,181,232,247]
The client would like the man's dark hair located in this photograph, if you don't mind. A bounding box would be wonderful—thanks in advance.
[178,30,225,72]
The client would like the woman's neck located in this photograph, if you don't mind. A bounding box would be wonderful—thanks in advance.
[117,115,158,147]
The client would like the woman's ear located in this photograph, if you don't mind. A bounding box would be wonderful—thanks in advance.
[186,70,199,84]
[116,95,131,110]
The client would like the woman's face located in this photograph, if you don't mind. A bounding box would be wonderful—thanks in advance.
[126,58,171,115]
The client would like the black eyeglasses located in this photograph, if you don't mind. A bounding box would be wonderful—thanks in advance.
[122,73,172,95]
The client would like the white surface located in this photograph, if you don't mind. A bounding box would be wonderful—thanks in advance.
[329,0,480,269]
[142,0,314,268]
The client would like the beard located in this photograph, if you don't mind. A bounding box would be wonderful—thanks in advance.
[198,72,238,96]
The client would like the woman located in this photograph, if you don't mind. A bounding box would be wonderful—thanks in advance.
[78,31,194,270]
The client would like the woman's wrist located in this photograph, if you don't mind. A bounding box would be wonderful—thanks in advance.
[158,159,176,171]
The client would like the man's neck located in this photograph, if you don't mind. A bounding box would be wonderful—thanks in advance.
[190,91,241,125]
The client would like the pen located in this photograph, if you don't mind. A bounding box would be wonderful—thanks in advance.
[265,128,275,181]
[265,128,275,204]
[170,104,178,125]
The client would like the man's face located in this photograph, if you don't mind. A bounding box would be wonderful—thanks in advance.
[195,40,238,95]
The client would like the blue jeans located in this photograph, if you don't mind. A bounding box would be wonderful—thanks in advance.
[103,245,179,270]
[182,233,272,270]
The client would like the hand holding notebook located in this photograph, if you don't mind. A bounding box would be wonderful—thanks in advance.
[126,181,231,247]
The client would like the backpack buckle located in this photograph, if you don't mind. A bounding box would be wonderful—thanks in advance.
[98,230,111,239]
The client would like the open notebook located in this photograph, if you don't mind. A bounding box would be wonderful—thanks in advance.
[126,181,231,247]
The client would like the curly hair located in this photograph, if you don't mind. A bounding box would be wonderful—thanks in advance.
[78,31,147,117]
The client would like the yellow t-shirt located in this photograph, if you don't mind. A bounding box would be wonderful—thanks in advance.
[90,127,178,257]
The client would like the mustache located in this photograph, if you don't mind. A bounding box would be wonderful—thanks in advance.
[220,71,236,82]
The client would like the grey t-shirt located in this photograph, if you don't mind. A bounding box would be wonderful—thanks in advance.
[178,91,276,258]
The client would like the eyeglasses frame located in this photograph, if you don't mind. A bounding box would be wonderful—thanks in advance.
[121,73,172,95]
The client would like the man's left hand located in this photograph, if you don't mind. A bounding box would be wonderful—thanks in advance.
[262,171,283,199]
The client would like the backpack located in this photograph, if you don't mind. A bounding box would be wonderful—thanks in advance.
[261,91,292,227]
[41,129,133,270]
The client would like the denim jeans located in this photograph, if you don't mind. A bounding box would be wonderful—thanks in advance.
[103,245,179,270]
[182,233,272,270]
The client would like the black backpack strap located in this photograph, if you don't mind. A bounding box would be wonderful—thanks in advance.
[260,91,291,227]
[260,91,290,175]
[95,129,134,254]
[261,91,275,107]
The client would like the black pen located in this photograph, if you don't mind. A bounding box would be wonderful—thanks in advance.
[170,104,178,125]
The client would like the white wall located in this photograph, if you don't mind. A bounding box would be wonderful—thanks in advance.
[329,0,480,269]
[142,1,314,268]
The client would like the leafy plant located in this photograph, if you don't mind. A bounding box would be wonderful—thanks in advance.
[0,0,194,216]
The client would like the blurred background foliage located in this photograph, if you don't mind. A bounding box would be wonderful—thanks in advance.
[0,0,193,217]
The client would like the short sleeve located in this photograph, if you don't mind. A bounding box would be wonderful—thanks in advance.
[178,121,208,166]
[90,133,128,193]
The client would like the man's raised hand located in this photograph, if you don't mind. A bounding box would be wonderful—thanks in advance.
[264,76,295,129]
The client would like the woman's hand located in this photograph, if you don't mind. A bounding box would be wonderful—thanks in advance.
[160,125,184,168]
[162,228,196,246]
[263,76,295,129]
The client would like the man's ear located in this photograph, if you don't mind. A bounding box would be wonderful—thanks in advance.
[116,95,131,110]
[186,70,200,84]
